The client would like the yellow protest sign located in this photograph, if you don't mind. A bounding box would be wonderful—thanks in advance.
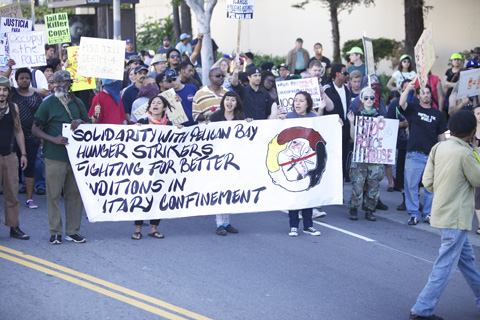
[45,13,71,44]
[66,46,96,92]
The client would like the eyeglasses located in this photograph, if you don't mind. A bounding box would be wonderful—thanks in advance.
[213,74,225,78]
[169,54,180,58]
[48,80,54,84]
[363,96,375,101]
[341,71,349,76]
[167,78,177,83]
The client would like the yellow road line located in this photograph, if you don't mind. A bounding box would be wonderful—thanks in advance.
[0,246,212,320]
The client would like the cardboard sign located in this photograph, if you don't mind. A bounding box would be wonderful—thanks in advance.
[276,78,323,113]
[226,0,254,20]
[63,115,343,222]
[45,13,71,44]
[66,46,96,92]
[0,4,23,19]
[362,36,375,76]
[77,37,125,80]
[352,116,399,165]
[457,68,480,100]
[160,88,189,125]
[7,31,46,67]
[414,24,435,89]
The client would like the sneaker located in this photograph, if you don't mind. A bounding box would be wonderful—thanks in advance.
[224,224,238,234]
[409,312,443,320]
[312,211,327,219]
[303,227,321,236]
[26,200,38,209]
[408,217,418,225]
[65,234,87,243]
[10,227,29,240]
[423,214,431,224]
[216,226,227,236]
[288,227,298,237]
[49,234,62,244]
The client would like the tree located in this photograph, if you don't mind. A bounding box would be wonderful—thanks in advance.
[293,0,374,63]
[172,0,193,43]
[185,0,217,86]
[404,0,429,65]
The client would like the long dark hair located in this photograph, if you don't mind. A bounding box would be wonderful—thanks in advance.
[398,57,413,72]
[294,91,313,114]
[219,91,244,120]
[147,95,173,118]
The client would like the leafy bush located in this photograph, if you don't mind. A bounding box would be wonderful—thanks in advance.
[342,38,401,65]
[136,15,174,52]
[20,3,74,24]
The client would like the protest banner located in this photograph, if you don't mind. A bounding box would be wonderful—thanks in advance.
[226,0,254,20]
[414,24,435,89]
[45,13,71,44]
[362,36,375,76]
[160,88,189,125]
[66,46,96,92]
[276,78,323,113]
[77,37,125,80]
[352,116,399,165]
[7,31,46,67]
[457,68,480,100]
[63,116,343,222]
[0,3,23,19]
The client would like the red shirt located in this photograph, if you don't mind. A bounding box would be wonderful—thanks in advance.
[89,91,126,124]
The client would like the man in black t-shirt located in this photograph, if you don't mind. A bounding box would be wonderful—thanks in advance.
[399,81,447,226]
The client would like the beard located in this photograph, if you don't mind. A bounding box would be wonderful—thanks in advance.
[54,86,69,104]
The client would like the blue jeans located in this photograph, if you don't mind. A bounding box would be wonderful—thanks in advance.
[411,229,480,316]
[34,147,45,190]
[289,208,313,229]
[404,152,432,220]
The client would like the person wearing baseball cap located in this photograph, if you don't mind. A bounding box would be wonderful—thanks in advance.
[471,47,480,61]
[176,33,192,56]
[286,38,310,75]
[276,63,290,82]
[0,75,30,240]
[346,46,365,77]
[387,54,416,92]
[156,35,172,55]
[125,38,138,60]
[32,70,91,244]
[122,65,149,122]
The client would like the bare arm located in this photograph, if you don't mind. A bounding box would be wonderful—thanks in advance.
[13,104,27,169]
[190,34,203,64]
[436,79,444,112]
[32,123,69,146]
[399,80,415,110]
[268,102,278,119]
[448,91,468,116]
[30,87,50,98]
[386,76,397,92]
[347,111,355,140]
[231,60,240,87]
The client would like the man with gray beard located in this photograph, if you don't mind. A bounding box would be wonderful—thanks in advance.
[32,70,91,245]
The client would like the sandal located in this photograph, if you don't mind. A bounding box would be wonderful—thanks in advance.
[131,232,142,240]
[476,228,480,235]
[148,231,165,239]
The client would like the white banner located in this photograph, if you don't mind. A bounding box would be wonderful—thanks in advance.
[77,37,125,80]
[63,116,343,222]
[457,68,480,100]
[352,116,399,164]
[276,78,323,113]
[7,31,46,68]
[226,0,254,20]
[0,17,31,33]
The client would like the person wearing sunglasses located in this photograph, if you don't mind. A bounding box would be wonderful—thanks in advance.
[346,87,385,222]
[192,68,228,122]
[167,48,182,70]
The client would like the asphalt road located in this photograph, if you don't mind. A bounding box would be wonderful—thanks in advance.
[1,180,479,320]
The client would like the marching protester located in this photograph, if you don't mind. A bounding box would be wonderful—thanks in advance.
[192,67,228,122]
[122,65,148,122]
[89,79,128,125]
[32,70,91,244]
[410,110,480,320]
[130,76,159,123]
[0,76,30,240]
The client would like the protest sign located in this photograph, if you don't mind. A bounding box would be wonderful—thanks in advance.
[0,3,23,19]
[352,116,399,165]
[457,68,480,100]
[362,36,375,76]
[0,17,31,33]
[63,116,343,222]
[66,46,96,92]
[7,31,46,67]
[132,101,149,123]
[160,88,189,125]
[226,0,254,20]
[276,78,323,113]
[77,37,125,80]
[45,13,71,44]
[414,24,435,89]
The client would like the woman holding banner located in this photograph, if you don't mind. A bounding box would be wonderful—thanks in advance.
[346,87,386,222]
[208,91,246,236]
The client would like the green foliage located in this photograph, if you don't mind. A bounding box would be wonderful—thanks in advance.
[342,38,401,63]
[136,15,175,52]
[377,73,390,102]
[20,3,75,24]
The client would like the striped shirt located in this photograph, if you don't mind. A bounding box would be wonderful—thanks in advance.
[192,86,228,121]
